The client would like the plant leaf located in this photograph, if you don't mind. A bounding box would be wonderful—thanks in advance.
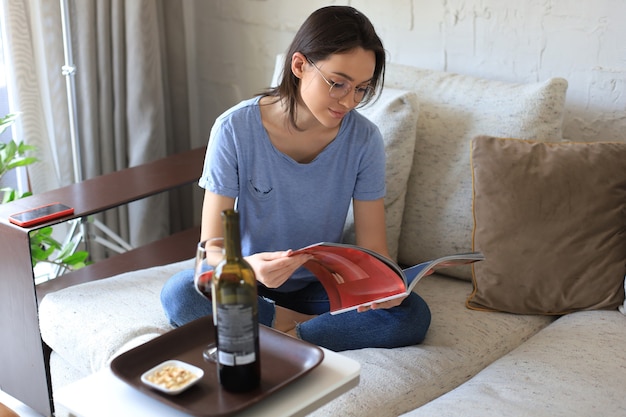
[15,141,36,152]
[30,227,63,251]
[54,239,79,260]
[6,156,38,171]
[60,251,89,265]
[0,113,18,136]
[34,226,54,237]
[30,242,56,264]
[1,188,16,203]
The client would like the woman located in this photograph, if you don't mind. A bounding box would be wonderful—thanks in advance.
[161,5,430,351]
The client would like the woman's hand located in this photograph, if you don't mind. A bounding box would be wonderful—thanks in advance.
[246,250,313,288]
[357,295,405,313]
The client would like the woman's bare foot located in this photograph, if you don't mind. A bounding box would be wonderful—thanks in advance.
[274,305,316,337]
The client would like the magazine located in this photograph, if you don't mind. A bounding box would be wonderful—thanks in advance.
[292,242,484,315]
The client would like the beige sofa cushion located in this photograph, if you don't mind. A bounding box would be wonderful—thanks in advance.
[310,275,553,417]
[400,311,626,417]
[342,88,419,261]
[39,260,190,375]
[41,261,552,417]
[383,63,568,279]
[468,136,626,314]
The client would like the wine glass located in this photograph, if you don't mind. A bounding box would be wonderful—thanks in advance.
[193,238,224,362]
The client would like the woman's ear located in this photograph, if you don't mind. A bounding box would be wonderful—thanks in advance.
[291,52,308,79]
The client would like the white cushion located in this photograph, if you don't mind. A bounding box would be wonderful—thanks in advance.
[400,310,626,417]
[342,88,419,261]
[39,259,192,374]
[42,261,552,417]
[384,63,568,279]
[309,275,554,417]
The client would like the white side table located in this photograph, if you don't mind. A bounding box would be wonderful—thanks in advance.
[55,347,359,417]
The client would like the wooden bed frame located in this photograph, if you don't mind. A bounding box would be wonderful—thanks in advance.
[0,147,205,416]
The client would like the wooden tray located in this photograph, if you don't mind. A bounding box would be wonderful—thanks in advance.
[110,316,324,417]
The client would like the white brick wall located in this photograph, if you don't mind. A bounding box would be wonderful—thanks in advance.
[185,0,625,146]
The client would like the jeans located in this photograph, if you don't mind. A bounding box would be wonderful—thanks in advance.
[160,268,431,352]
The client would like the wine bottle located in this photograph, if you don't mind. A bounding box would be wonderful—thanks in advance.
[212,209,261,392]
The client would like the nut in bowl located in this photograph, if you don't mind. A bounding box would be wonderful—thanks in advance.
[141,360,204,395]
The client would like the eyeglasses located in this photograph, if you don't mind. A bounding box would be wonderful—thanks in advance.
[306,58,375,104]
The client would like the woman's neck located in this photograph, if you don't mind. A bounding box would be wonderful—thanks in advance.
[260,97,341,163]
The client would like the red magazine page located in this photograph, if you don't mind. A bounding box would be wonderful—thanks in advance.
[295,244,406,313]
[293,242,484,314]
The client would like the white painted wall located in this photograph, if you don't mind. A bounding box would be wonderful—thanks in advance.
[187,0,625,146]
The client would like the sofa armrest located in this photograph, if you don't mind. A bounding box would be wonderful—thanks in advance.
[0,146,206,222]
[25,147,206,298]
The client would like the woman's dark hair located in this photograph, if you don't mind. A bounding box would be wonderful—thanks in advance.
[262,6,386,129]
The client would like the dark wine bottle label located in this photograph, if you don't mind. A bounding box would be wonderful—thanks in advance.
[216,303,257,366]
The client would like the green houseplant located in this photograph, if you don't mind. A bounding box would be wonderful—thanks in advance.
[0,113,89,273]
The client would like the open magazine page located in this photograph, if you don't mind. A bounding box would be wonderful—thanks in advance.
[293,243,484,315]
[329,253,485,314]
[403,252,486,293]
[294,243,407,313]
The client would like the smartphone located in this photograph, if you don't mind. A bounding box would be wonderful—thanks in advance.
[8,202,75,228]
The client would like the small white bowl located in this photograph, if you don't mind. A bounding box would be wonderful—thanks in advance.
[141,360,204,395]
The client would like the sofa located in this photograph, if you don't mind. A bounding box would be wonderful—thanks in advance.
[39,61,626,417]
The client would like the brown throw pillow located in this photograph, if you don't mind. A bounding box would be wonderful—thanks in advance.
[467,135,626,314]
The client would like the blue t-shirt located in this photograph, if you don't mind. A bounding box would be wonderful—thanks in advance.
[199,97,386,291]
